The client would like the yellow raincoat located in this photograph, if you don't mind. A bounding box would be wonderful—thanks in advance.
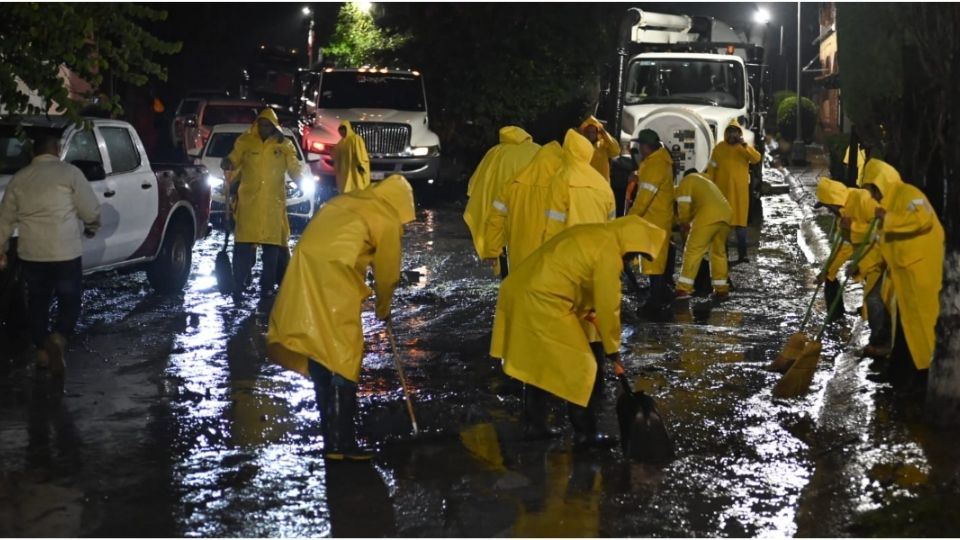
[227,109,304,246]
[481,141,564,269]
[463,126,540,258]
[266,175,416,382]
[490,216,666,407]
[844,146,867,186]
[579,116,620,182]
[333,120,372,194]
[704,139,761,227]
[543,130,617,242]
[627,145,675,274]
[815,179,882,298]
[854,160,944,370]
[675,172,733,294]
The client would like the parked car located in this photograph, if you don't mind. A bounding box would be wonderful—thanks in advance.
[174,99,263,156]
[0,117,212,294]
[170,91,233,149]
[298,68,441,188]
[197,123,322,226]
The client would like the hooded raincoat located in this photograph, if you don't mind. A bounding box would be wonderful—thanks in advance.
[815,179,882,291]
[227,109,304,246]
[704,135,761,228]
[333,120,372,194]
[266,175,416,382]
[481,141,564,269]
[627,145,675,274]
[675,172,733,294]
[463,126,540,259]
[853,160,944,370]
[579,116,620,182]
[490,216,666,407]
[543,130,617,242]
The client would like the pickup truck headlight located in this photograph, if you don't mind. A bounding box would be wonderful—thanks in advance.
[301,175,318,198]
[411,145,440,157]
[207,174,224,189]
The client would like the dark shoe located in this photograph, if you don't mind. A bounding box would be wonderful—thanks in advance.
[333,384,372,461]
[573,432,616,452]
[711,290,730,301]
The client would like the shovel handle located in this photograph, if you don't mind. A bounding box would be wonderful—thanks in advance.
[799,216,842,330]
[815,218,879,341]
[386,320,420,435]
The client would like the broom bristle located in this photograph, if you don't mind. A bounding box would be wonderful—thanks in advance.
[767,332,809,373]
[772,341,823,398]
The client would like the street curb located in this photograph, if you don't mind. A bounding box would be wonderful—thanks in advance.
[784,167,833,266]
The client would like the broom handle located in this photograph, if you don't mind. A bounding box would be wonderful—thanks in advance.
[799,216,842,330]
[815,218,879,341]
[387,320,420,435]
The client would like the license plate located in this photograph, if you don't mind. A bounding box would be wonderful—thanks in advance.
[371,172,386,180]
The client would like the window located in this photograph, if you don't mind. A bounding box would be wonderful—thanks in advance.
[177,99,201,116]
[625,59,745,109]
[201,106,260,126]
[63,130,102,165]
[319,72,426,111]
[99,127,141,174]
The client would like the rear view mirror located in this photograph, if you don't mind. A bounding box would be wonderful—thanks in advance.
[72,160,106,181]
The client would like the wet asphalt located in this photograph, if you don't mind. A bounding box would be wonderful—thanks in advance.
[2,169,960,537]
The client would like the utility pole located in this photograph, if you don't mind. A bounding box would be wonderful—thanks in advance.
[791,1,805,164]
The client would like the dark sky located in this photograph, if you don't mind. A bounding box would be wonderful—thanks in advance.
[148,2,818,107]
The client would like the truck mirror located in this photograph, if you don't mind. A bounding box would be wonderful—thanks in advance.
[72,160,106,181]
[186,147,202,158]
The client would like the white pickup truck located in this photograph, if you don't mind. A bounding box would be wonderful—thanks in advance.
[0,117,212,295]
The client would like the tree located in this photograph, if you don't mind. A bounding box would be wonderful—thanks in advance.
[322,2,407,68]
[0,3,180,123]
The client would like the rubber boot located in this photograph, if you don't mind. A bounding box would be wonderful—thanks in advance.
[335,384,374,461]
[569,344,614,451]
[735,227,749,264]
[309,361,344,460]
[523,384,560,440]
[824,279,845,323]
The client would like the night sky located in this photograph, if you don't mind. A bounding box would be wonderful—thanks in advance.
[147,2,819,111]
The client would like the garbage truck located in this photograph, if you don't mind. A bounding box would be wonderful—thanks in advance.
[602,8,771,194]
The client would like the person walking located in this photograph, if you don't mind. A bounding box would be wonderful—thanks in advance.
[0,131,101,376]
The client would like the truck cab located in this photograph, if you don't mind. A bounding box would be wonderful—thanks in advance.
[606,9,770,185]
[297,67,441,190]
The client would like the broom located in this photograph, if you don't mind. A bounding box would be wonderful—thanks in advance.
[215,207,235,295]
[767,217,843,373]
[386,320,420,435]
[772,218,879,398]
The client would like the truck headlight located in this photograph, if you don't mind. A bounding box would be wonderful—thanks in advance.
[207,174,224,188]
[301,176,317,198]
[411,145,440,157]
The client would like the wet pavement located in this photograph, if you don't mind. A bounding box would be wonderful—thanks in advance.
[2,171,960,537]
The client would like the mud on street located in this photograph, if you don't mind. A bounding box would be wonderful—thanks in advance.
[2,171,959,537]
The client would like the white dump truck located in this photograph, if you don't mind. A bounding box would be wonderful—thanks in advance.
[605,9,770,188]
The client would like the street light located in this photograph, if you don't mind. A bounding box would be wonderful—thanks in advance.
[791,1,805,165]
[301,6,311,16]
[753,8,771,24]
[355,0,372,14]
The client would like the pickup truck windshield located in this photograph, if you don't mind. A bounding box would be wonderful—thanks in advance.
[0,126,65,174]
[205,133,301,159]
[625,59,745,109]
[319,72,425,111]
[202,106,260,126]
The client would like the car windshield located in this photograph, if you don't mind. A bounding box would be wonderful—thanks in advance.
[319,72,425,111]
[202,105,260,126]
[205,133,301,159]
[625,59,745,109]
[0,125,64,175]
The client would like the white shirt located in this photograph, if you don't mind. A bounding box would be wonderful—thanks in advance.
[0,154,101,262]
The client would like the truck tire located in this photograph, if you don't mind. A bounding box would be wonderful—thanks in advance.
[147,219,194,294]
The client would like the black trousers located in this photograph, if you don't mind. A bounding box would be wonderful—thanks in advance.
[233,243,282,297]
[21,257,82,347]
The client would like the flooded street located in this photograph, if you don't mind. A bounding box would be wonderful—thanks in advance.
[2,172,959,537]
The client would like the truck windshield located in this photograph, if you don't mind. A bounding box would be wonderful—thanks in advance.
[625,59,745,109]
[319,72,425,111]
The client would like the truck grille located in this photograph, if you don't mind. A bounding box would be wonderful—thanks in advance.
[351,122,410,156]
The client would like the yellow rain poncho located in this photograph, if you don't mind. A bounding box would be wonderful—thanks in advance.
[854,160,944,370]
[627,145,675,274]
[543,130,617,242]
[675,172,733,294]
[579,116,620,182]
[704,136,761,228]
[463,126,540,258]
[266,175,416,382]
[490,216,666,407]
[844,146,867,187]
[227,109,304,246]
[815,179,882,294]
[333,120,372,194]
[481,141,564,269]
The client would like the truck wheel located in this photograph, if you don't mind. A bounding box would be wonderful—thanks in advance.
[148,220,194,294]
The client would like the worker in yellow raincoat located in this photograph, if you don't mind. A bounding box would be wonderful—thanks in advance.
[674,170,734,300]
[490,216,666,449]
[266,175,416,460]
[543,130,617,241]
[222,108,305,301]
[463,126,540,276]
[481,141,564,270]
[579,116,620,183]
[333,120,371,194]
[626,129,676,310]
[704,121,761,264]
[850,160,944,381]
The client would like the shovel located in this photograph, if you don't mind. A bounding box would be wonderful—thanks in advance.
[772,218,878,398]
[215,210,235,295]
[386,320,420,435]
[612,359,675,463]
[768,216,843,373]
